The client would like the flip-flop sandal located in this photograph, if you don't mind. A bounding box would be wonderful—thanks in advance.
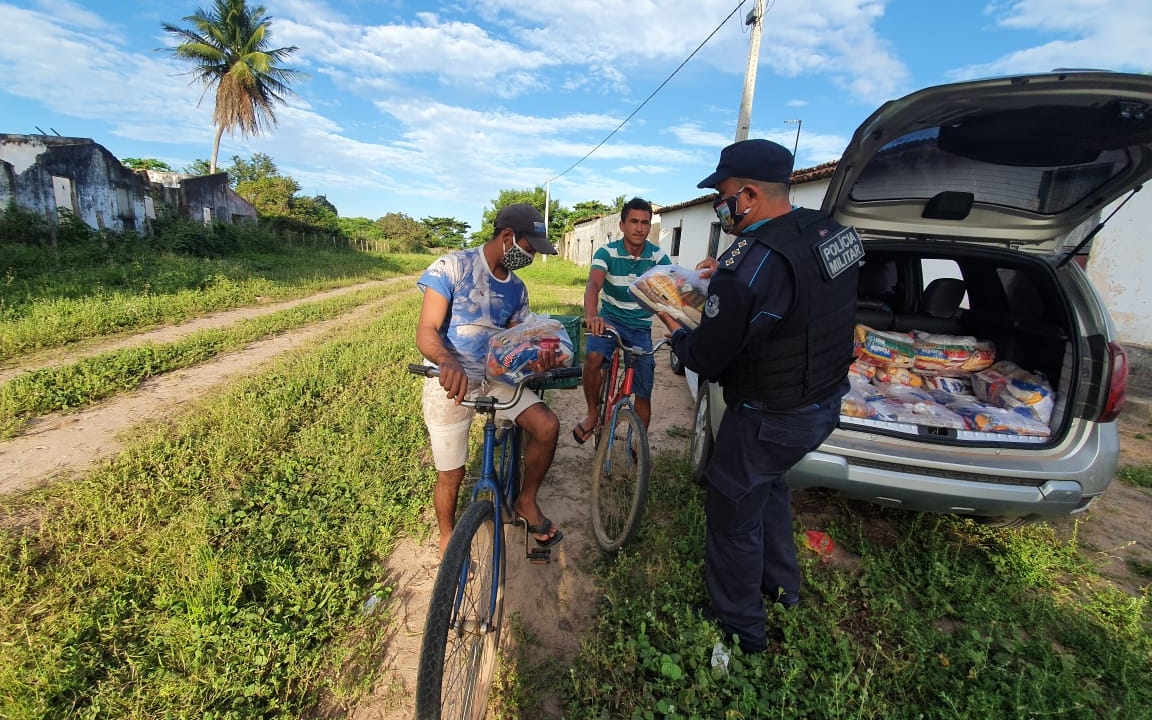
[571,420,597,445]
[518,513,564,548]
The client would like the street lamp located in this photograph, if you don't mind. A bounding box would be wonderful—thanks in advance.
[784,119,802,160]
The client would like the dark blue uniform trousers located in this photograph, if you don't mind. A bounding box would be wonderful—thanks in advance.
[704,400,839,652]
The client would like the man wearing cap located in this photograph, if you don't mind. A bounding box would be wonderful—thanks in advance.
[657,139,861,653]
[416,203,565,556]
[573,197,671,444]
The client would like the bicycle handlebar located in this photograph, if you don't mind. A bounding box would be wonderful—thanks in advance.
[408,363,582,412]
[592,325,671,356]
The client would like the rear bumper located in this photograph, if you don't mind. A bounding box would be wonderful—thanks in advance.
[787,422,1119,519]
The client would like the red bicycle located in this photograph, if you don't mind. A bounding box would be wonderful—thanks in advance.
[588,326,670,553]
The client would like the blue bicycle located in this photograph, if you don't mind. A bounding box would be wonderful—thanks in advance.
[408,363,582,720]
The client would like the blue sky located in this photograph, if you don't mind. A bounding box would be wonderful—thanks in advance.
[2,0,1150,233]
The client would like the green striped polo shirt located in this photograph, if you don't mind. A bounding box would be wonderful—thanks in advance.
[592,238,672,328]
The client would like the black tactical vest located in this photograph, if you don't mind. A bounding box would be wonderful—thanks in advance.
[719,209,860,410]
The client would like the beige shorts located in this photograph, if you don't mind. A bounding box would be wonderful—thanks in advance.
[422,377,543,471]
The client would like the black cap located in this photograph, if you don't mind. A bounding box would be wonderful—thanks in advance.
[495,203,557,254]
[697,139,794,189]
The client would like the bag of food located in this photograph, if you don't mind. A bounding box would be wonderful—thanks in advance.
[855,326,915,368]
[485,316,575,386]
[971,360,1055,425]
[947,397,1051,436]
[873,366,924,387]
[912,332,997,374]
[921,374,972,395]
[628,264,709,329]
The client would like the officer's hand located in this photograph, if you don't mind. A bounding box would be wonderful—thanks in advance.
[437,359,470,405]
[584,315,606,337]
[695,257,719,280]
[657,311,684,334]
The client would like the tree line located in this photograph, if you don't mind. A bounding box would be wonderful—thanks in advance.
[122,152,626,253]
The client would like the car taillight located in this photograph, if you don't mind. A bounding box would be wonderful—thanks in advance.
[1099,341,1128,422]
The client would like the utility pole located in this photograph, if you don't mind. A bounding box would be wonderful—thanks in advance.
[734,0,765,142]
[543,181,551,262]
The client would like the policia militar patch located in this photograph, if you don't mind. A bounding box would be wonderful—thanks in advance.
[814,226,864,281]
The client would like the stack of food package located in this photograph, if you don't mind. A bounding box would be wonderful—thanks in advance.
[843,326,1054,437]
[485,315,575,386]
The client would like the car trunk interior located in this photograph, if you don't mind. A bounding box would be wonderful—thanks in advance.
[850,241,1080,446]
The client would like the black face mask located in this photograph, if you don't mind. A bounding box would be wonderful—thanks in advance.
[712,186,747,233]
[502,237,534,272]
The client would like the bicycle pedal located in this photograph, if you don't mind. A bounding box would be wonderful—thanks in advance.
[526,547,552,564]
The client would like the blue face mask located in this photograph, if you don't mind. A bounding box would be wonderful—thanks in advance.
[712,186,747,233]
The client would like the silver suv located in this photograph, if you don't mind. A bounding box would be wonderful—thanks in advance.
[690,70,1152,526]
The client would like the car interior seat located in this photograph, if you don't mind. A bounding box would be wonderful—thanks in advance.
[893,277,967,333]
[855,259,898,329]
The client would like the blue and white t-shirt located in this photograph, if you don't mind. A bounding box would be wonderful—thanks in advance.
[418,247,530,380]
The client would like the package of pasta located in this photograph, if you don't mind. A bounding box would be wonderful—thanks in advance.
[628,264,709,329]
[855,327,915,368]
[485,316,575,386]
[971,360,1055,425]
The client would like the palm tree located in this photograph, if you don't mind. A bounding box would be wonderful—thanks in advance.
[162,0,304,173]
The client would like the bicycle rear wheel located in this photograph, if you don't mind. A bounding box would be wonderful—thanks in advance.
[590,405,650,553]
[415,500,506,720]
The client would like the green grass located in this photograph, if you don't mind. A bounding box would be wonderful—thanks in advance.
[563,455,1152,719]
[0,245,429,362]
[3,251,1151,719]
[0,282,417,438]
[1117,464,1152,490]
[0,293,431,718]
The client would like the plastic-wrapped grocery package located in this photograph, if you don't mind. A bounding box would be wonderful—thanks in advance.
[855,326,916,368]
[947,397,1052,436]
[485,316,574,386]
[911,331,996,374]
[628,265,709,329]
[971,361,1055,425]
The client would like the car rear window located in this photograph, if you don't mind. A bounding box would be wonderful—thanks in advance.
[849,127,1131,215]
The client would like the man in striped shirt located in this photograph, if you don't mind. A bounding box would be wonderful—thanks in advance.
[573,197,672,444]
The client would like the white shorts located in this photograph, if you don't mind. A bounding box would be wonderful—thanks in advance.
[422,377,543,471]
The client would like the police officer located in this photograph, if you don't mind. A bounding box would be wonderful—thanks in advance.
[658,139,860,653]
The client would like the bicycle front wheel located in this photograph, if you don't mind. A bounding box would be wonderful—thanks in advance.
[590,405,650,553]
[415,500,506,720]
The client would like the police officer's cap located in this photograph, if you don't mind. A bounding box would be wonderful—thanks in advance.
[697,139,794,189]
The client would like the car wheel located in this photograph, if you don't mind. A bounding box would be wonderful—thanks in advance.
[689,386,713,486]
[669,350,686,376]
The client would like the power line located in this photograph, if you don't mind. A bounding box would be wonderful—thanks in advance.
[544,0,750,185]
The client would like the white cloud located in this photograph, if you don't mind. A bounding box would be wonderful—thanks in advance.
[951,0,1152,79]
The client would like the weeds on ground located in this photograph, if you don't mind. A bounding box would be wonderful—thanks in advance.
[1117,464,1152,490]
[0,282,415,437]
[0,239,427,360]
[0,296,432,718]
[566,454,1152,719]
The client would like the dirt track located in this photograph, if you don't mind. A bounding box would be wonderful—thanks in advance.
[2,284,1151,718]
